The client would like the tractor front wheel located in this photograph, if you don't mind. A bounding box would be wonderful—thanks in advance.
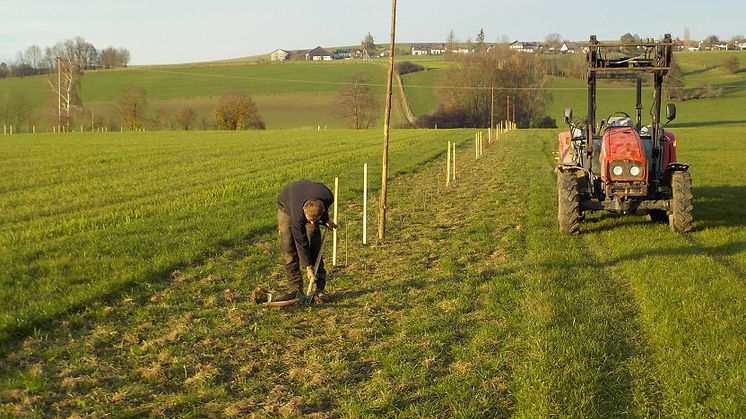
[669,171,693,233]
[558,171,581,234]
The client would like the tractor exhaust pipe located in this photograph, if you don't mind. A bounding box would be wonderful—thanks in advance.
[636,78,642,131]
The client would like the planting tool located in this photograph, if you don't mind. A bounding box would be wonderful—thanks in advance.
[306,224,330,305]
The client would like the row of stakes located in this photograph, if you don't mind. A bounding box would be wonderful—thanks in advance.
[2,123,514,269]
[446,121,517,187]
[3,125,147,134]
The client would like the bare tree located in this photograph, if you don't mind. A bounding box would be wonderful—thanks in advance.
[335,74,379,129]
[545,33,563,49]
[361,33,377,61]
[24,45,42,74]
[0,91,31,131]
[176,105,198,130]
[214,92,264,130]
[424,48,551,128]
[47,51,83,129]
[116,85,148,130]
[664,57,685,100]
[721,55,740,74]
[683,27,691,48]
[475,28,486,52]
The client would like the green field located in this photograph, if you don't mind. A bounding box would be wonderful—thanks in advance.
[2,51,744,131]
[1,126,745,416]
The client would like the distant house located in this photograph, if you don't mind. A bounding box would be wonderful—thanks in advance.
[411,43,448,55]
[271,49,289,61]
[430,43,447,55]
[306,46,333,61]
[334,49,353,59]
[687,46,700,52]
[510,41,539,53]
[560,42,580,54]
[411,43,430,55]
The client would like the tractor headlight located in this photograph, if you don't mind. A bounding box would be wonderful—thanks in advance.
[630,165,641,177]
[612,165,624,176]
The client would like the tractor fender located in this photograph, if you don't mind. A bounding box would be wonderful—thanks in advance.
[665,162,690,173]
[556,164,583,174]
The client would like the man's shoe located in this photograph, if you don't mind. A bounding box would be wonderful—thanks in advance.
[272,291,300,303]
[313,292,331,304]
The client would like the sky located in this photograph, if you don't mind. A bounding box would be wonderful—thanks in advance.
[1,0,744,65]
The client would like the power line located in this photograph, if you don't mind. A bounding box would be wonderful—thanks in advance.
[140,67,745,91]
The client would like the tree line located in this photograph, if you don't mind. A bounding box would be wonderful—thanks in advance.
[0,36,129,79]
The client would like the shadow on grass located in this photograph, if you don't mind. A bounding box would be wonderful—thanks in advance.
[0,224,277,357]
[580,185,746,233]
[694,185,746,229]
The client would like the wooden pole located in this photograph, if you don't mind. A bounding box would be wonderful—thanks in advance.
[490,84,495,142]
[378,0,397,242]
[475,133,478,160]
[363,163,368,245]
[333,177,338,266]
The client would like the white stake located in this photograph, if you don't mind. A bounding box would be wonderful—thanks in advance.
[451,141,456,180]
[363,163,368,245]
[333,177,339,266]
[446,141,451,187]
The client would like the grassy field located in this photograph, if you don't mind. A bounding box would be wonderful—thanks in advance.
[2,51,744,131]
[0,129,468,347]
[0,59,406,130]
[1,126,745,416]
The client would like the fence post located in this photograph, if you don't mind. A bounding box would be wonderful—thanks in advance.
[333,177,339,266]
[446,141,451,187]
[363,163,368,245]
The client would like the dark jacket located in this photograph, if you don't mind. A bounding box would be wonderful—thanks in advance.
[277,180,334,267]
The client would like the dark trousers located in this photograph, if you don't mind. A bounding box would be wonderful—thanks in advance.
[277,209,326,293]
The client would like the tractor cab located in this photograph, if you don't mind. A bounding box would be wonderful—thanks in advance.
[556,34,692,234]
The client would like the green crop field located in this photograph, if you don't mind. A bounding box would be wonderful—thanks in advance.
[1,125,745,416]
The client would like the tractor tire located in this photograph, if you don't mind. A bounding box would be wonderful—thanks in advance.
[557,171,581,234]
[669,171,693,233]
[647,209,668,223]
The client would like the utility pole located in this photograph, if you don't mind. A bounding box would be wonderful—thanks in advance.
[378,0,397,241]
[57,56,62,130]
[490,84,495,140]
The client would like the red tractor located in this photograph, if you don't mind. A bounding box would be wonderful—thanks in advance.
[557,34,693,234]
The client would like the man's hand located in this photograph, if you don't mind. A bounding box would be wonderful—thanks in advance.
[325,221,338,230]
[305,266,316,283]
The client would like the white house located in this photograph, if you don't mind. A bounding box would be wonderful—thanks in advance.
[510,41,539,53]
[270,49,289,61]
[411,44,430,55]
[306,46,333,61]
[560,42,580,54]
[430,43,447,55]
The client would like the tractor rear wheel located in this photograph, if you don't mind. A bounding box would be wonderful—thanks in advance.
[669,171,693,233]
[558,171,581,234]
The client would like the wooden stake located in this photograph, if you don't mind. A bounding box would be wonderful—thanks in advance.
[475,133,479,160]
